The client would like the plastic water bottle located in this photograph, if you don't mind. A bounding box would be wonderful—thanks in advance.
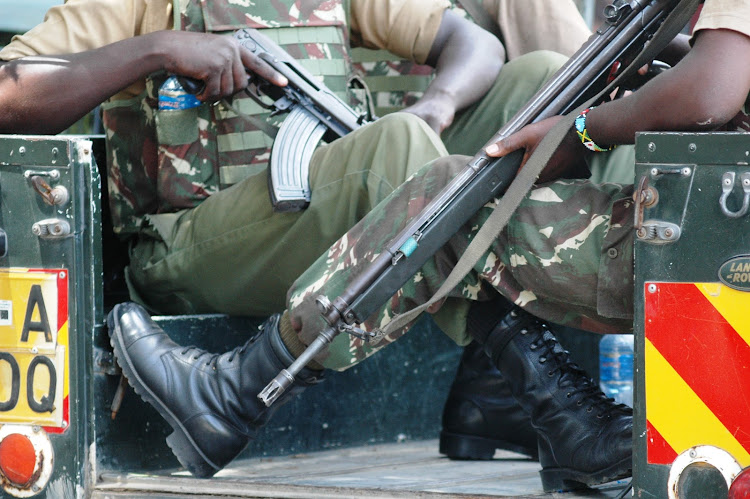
[158,76,201,110]
[599,334,634,407]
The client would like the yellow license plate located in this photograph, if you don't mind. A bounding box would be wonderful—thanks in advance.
[0,268,69,431]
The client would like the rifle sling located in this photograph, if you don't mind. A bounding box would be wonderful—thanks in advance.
[379,0,702,337]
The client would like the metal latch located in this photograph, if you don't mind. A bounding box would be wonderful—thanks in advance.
[635,220,681,244]
[719,171,750,219]
[32,219,71,238]
[634,174,681,244]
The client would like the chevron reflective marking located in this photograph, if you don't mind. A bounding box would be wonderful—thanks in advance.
[644,282,750,466]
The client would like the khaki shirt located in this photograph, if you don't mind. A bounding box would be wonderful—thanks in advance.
[693,0,750,38]
[0,0,449,98]
[482,0,592,59]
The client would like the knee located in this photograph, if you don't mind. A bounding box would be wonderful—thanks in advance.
[369,112,440,146]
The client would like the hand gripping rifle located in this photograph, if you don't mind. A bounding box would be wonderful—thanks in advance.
[181,28,370,212]
[258,0,701,406]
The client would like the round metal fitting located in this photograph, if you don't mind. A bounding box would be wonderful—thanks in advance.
[668,446,741,499]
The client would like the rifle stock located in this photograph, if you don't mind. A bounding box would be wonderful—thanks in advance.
[258,0,692,406]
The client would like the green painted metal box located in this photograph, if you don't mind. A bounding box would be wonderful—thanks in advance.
[634,132,750,498]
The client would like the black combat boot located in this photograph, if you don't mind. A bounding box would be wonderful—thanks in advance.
[107,302,323,478]
[472,304,632,492]
[439,341,539,460]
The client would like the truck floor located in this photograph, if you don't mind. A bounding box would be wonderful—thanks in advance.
[92,439,631,499]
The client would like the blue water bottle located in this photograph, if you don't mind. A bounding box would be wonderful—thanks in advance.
[158,76,201,110]
[599,334,634,407]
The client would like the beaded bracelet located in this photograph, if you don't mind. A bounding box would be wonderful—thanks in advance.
[574,107,616,152]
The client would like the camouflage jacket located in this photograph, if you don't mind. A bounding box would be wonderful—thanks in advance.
[101,0,354,236]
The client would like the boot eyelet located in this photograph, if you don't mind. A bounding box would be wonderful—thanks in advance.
[586,407,593,413]
[547,370,554,377]
[539,356,546,364]
[520,328,528,335]
[529,343,538,350]
[576,400,583,406]
[566,392,572,398]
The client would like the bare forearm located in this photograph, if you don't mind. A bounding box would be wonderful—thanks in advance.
[0,29,267,135]
[425,18,504,112]
[0,33,176,134]
[586,29,750,146]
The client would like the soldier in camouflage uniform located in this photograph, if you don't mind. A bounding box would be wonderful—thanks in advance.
[274,1,745,490]
[0,0,583,478]
[349,0,639,463]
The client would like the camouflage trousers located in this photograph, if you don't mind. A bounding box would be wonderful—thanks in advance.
[287,154,636,371]
[126,51,577,316]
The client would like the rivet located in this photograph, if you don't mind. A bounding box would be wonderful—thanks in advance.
[648,142,656,152]
[607,248,618,259]
[648,284,657,294]
[688,143,697,152]
[19,146,26,155]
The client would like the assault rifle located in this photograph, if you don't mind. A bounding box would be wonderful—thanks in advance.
[181,28,370,212]
[258,0,699,406]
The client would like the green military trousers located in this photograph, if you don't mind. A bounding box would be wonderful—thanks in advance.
[127,51,573,316]
[287,154,637,371]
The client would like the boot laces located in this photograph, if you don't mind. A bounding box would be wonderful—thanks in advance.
[179,334,259,367]
[525,319,630,418]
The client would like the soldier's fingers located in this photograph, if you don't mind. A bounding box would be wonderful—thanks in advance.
[232,53,249,91]
[240,50,288,87]
[200,73,222,101]
[219,65,235,97]
[485,129,529,157]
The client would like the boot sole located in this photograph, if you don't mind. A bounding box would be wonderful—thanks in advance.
[539,456,631,492]
[439,430,539,460]
[108,309,220,478]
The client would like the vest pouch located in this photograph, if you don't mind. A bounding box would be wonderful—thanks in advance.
[156,106,200,145]
[155,103,221,211]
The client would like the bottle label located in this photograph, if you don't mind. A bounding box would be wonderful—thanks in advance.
[159,91,201,110]
[158,76,201,110]
[600,353,634,381]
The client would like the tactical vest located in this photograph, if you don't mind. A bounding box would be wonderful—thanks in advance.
[100,0,354,236]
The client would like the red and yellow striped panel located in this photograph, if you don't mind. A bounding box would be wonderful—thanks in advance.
[644,282,750,466]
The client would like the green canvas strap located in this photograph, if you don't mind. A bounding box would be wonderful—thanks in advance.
[379,0,703,337]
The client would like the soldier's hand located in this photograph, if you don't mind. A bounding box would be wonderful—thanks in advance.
[485,116,589,184]
[154,31,287,102]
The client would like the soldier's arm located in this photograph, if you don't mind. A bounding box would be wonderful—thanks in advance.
[485,28,750,183]
[586,28,750,145]
[0,30,285,135]
[401,9,505,133]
